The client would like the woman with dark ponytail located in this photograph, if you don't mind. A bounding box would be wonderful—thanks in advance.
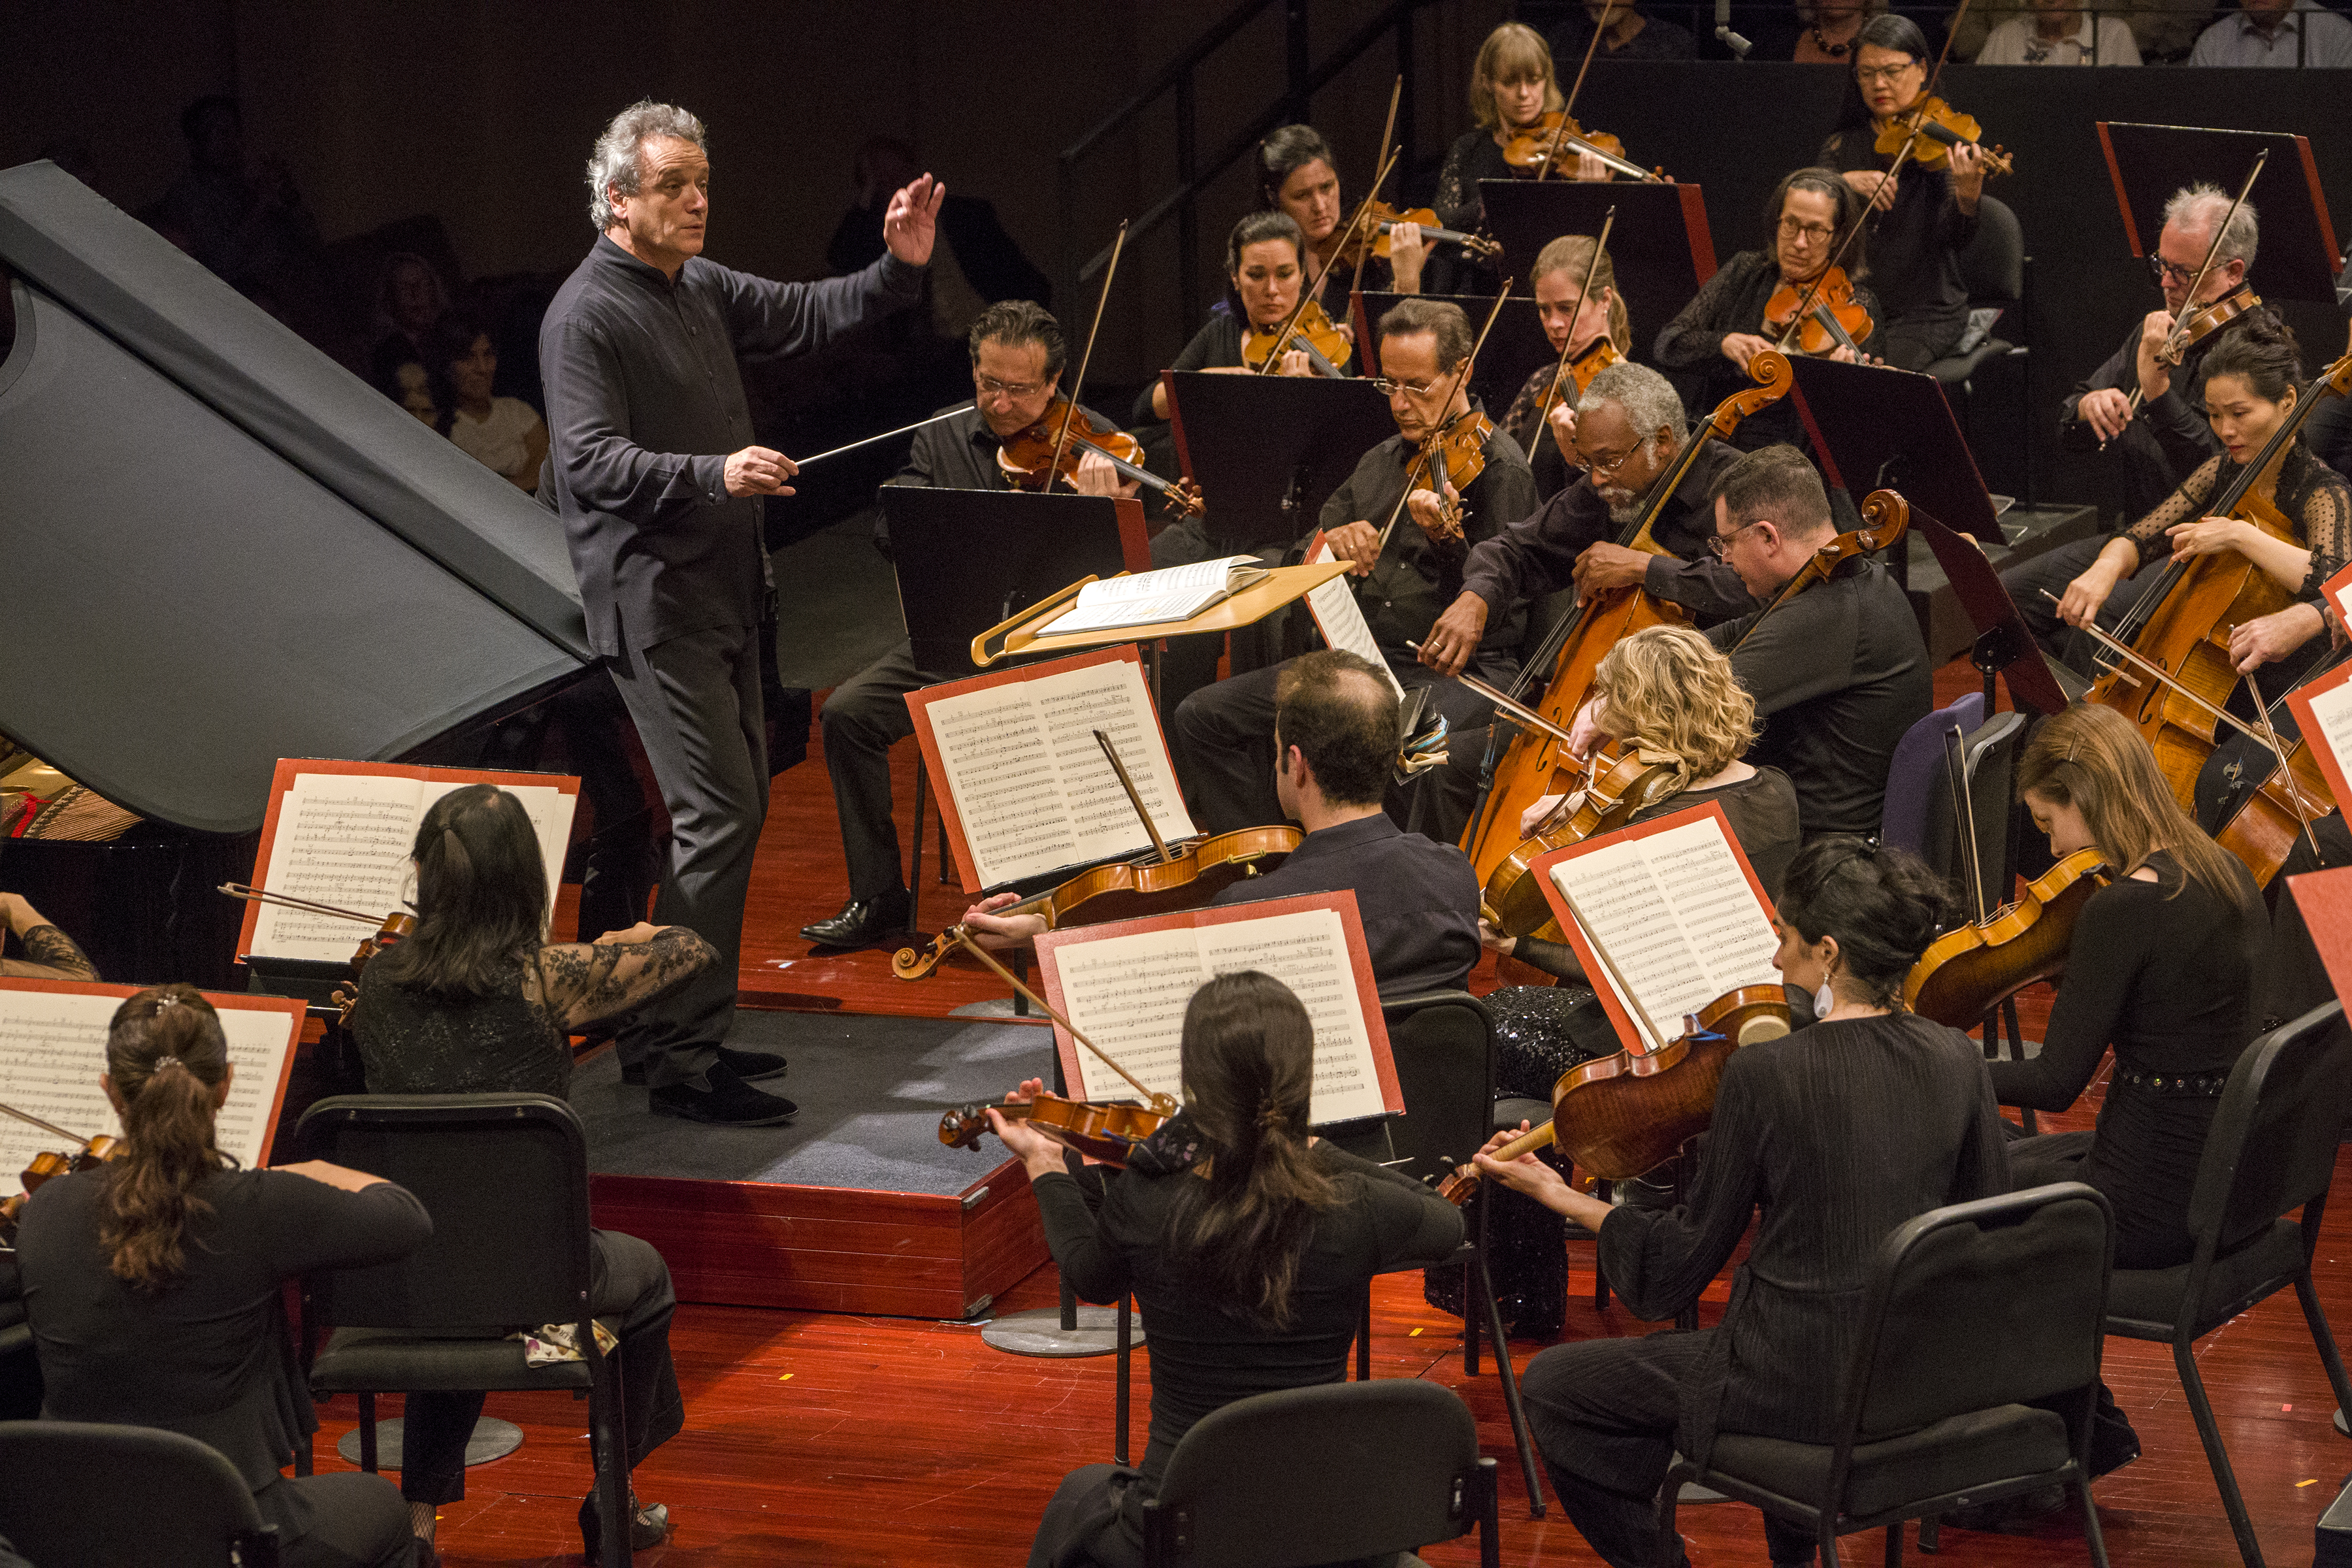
[1003,972,1463,1568]
[350,783,713,1558]
[1477,840,2011,1568]
[18,985,430,1568]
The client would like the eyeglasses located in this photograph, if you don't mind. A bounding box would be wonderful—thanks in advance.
[1370,376,1445,399]
[1854,62,1918,82]
[2146,255,2200,288]
[1578,444,1641,477]
[1707,519,1769,558]
[1778,218,1837,244]
[975,375,1047,399]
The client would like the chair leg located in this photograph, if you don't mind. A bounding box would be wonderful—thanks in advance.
[1884,1520,1902,1566]
[1472,1245,1547,1518]
[1918,1514,1939,1553]
[2293,1264,2352,1418]
[1357,1288,1372,1381]
[294,1432,314,1478]
[1821,1527,1842,1567]
[593,1361,633,1568]
[2077,1473,2113,1568]
[1655,1466,1684,1568]
[2173,1335,2266,1567]
[1463,1248,1482,1377]
[358,1390,378,1473]
[1114,1294,1132,1467]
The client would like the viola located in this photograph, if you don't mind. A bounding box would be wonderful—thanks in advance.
[1242,298,1352,378]
[1332,201,1501,264]
[1729,489,1912,653]
[1499,112,1664,184]
[1873,97,2014,177]
[1401,408,1495,540]
[892,824,1303,981]
[1460,351,1797,889]
[1764,267,1874,359]
[1435,985,1790,1203]
[2157,287,2265,371]
[1532,339,1626,442]
[998,396,1205,517]
[1903,849,2110,1026]
[1479,745,1684,941]
[938,1090,1173,1168]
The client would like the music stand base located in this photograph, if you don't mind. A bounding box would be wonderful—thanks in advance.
[981,1306,1143,1358]
[336,1416,523,1469]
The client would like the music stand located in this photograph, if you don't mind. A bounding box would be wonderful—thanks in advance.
[1477,180,1719,353]
[1788,357,2009,546]
[2097,124,2343,304]
[1912,508,2077,719]
[1352,290,1549,420]
[1164,370,1394,552]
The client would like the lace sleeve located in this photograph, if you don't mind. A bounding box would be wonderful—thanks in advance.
[2124,455,2224,563]
[2294,466,2352,598]
[1432,135,1479,231]
[10,925,97,982]
[520,926,719,1034]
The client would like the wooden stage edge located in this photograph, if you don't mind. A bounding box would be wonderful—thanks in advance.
[591,1157,1047,1320]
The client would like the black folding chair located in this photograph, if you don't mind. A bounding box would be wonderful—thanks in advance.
[0,1418,282,1565]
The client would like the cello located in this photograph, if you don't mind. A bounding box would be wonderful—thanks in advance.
[1458,350,1797,887]
[2083,350,2352,815]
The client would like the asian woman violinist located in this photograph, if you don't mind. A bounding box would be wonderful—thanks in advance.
[1497,234,1634,498]
[1004,971,1463,1568]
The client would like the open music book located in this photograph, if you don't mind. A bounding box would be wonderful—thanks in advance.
[237,760,580,965]
[1531,802,1782,1054]
[1032,891,1403,1127]
[1302,532,1408,699]
[1037,556,1270,637]
[906,645,1196,892]
[2284,654,2352,805]
[0,979,304,1197]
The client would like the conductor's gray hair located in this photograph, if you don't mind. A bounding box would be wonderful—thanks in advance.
[587,101,707,231]
[2163,183,2260,271]
[1580,361,1688,448]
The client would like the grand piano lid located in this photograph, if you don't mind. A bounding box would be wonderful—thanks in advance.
[0,160,596,836]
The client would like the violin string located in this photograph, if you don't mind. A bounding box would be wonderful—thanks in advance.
[1047,220,1128,492]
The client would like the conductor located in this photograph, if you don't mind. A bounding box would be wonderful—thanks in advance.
[542,101,939,1124]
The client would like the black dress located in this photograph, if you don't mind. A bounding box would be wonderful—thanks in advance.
[1991,852,2265,1268]
[1816,125,1978,372]
[1429,130,1516,297]
[1651,249,1883,450]
[1024,1115,1464,1568]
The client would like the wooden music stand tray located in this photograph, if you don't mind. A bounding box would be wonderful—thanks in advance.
[970,561,1354,672]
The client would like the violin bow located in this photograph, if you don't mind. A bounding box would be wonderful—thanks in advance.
[1536,206,1616,431]
[1092,729,1172,865]
[1551,879,1673,1052]
[1540,1,1615,182]
[1941,726,1991,921]
[2124,150,2266,419]
[925,929,1177,1115]
[1373,284,1514,553]
[2247,678,2325,864]
[217,882,387,926]
[1260,144,1401,373]
[1044,219,1128,491]
[1404,644,1578,747]
[0,1098,90,1145]
[1351,76,1406,298]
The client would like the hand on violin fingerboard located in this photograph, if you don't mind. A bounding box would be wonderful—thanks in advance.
[963,892,1047,947]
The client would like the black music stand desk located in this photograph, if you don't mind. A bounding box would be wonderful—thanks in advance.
[1163,370,1394,553]
[1477,180,1719,351]
[2098,123,2342,304]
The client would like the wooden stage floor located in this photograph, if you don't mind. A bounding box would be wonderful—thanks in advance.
[347,666,2352,1565]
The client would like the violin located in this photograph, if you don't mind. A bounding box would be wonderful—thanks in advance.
[0,1105,122,1248]
[2157,287,2264,371]
[998,397,1205,517]
[1873,97,2014,177]
[892,824,1303,981]
[1729,489,1912,653]
[1242,298,1352,378]
[1331,201,1501,264]
[1903,849,2111,1026]
[1765,267,1874,359]
[938,1090,1173,1168]
[1435,985,1790,1203]
[334,911,416,1028]
[1532,340,1627,444]
[1499,112,1664,184]
[1401,408,1495,540]
[1479,744,1684,941]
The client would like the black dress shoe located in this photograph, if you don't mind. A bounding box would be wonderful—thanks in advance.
[715,1045,787,1080]
[648,1062,798,1125]
[799,888,911,948]
[580,1489,670,1555]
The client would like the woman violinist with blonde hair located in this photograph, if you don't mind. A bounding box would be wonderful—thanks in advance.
[1499,233,1636,498]
[1429,24,1610,293]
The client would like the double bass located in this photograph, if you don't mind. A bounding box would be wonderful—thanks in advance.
[1459,351,1797,888]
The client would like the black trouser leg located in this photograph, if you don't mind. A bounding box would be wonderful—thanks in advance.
[815,641,936,903]
[1171,662,1285,833]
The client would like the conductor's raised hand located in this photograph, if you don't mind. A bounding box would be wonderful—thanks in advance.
[1323,520,1383,576]
[724,445,798,497]
[883,173,945,267]
[1418,591,1489,676]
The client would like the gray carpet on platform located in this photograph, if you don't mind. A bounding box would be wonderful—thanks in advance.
[578,1011,1054,1196]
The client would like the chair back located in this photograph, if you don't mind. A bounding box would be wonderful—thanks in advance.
[2185,1000,2352,1258]
[1878,693,1985,856]
[1147,1380,1489,1567]
[0,1419,278,1567]
[1920,708,2026,919]
[295,1093,593,1333]
[1958,194,2025,306]
[1842,1183,2112,1444]
[1379,992,1494,1188]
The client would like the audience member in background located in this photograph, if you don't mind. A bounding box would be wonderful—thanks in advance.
[2188,0,2352,63]
[1751,0,1886,61]
[153,95,323,298]
[431,314,549,492]
[826,136,1050,336]
[383,359,447,431]
[1005,971,1464,1568]
[1548,0,1697,63]
[1256,125,1424,314]
[18,986,428,1568]
[0,892,97,981]
[350,784,712,1559]
[1430,25,1596,296]
[1976,0,2143,61]
[369,253,453,390]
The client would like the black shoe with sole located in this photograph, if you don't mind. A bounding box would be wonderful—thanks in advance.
[620,1047,784,1086]
[580,1490,670,1556]
[648,1062,798,1125]
[799,888,911,948]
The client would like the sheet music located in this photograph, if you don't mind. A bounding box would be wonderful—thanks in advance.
[2302,676,2352,794]
[250,772,573,961]
[926,658,1196,887]
[1048,909,1388,1125]
[1303,539,1407,699]
[1040,557,1260,636]
[0,990,296,1198]
[1548,815,1779,1051]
